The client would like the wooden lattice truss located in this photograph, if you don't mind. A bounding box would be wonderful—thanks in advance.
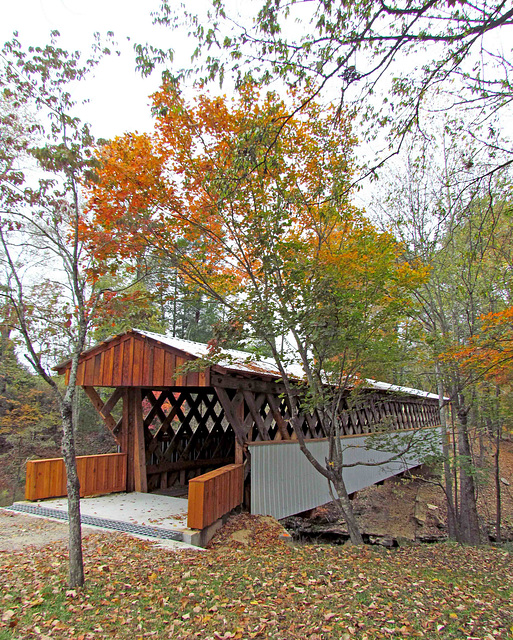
[83,373,440,494]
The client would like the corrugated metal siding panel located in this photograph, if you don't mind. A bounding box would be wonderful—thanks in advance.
[249,428,442,520]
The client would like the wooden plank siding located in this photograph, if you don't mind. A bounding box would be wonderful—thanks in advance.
[187,464,244,530]
[25,453,127,501]
[52,331,441,510]
[58,332,211,388]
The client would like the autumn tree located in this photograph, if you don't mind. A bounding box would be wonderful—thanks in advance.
[449,298,513,542]
[457,309,513,384]
[0,328,61,505]
[149,0,513,185]
[88,85,427,543]
[0,33,115,586]
[142,0,513,544]
[85,129,228,342]
[374,132,513,543]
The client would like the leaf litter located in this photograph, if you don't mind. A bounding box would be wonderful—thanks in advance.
[0,512,512,639]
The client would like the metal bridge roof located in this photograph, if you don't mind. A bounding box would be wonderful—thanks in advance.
[134,330,441,400]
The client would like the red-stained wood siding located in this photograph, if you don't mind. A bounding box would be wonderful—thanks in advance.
[25,453,127,501]
[154,346,164,387]
[112,343,122,387]
[187,464,244,530]
[58,333,211,388]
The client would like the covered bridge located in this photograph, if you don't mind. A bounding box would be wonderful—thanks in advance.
[54,329,442,521]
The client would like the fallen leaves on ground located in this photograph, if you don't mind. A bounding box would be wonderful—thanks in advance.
[0,516,511,640]
[207,513,289,550]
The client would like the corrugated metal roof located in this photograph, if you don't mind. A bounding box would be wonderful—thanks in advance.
[135,330,441,400]
[134,329,305,379]
[365,379,442,401]
[56,327,442,401]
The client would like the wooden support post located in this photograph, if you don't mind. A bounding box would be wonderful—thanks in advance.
[235,439,244,465]
[236,388,246,466]
[122,389,135,492]
[124,388,148,493]
[132,388,148,493]
[215,386,246,444]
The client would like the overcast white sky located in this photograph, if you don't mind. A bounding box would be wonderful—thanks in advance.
[2,1,511,188]
[0,0,192,139]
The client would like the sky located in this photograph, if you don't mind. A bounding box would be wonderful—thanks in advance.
[2,1,511,191]
[0,0,190,139]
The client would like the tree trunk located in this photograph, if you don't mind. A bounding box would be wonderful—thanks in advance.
[287,394,364,545]
[331,473,364,545]
[494,421,502,543]
[478,428,486,468]
[61,395,84,587]
[436,366,457,539]
[456,401,482,545]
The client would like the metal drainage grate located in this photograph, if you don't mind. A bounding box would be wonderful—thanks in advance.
[4,503,183,542]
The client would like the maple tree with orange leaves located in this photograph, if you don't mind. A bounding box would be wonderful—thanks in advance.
[87,84,429,543]
[449,308,513,386]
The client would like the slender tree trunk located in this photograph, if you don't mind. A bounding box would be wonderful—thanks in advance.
[456,400,482,545]
[494,412,502,543]
[436,365,457,539]
[329,413,364,545]
[477,426,486,468]
[285,388,364,545]
[12,435,23,504]
[330,474,364,545]
[451,408,459,527]
[61,394,84,587]
[173,268,178,337]
[60,308,87,588]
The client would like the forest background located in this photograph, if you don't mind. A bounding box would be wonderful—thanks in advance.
[1,0,512,573]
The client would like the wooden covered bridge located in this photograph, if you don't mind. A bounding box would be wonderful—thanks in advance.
[31,329,441,531]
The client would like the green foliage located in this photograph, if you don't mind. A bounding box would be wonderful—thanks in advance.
[151,1,512,185]
[0,32,121,585]
[375,136,513,391]
[0,33,115,371]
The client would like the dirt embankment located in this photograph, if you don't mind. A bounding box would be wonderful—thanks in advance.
[283,440,513,545]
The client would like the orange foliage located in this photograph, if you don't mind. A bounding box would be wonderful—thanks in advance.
[447,307,513,383]
[85,84,425,361]
[86,85,356,285]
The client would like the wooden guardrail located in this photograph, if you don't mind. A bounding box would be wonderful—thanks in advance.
[187,463,244,530]
[25,453,127,501]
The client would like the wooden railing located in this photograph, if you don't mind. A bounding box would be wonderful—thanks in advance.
[25,453,127,501]
[187,463,244,530]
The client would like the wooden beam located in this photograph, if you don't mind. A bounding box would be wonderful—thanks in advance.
[132,389,148,493]
[215,386,247,444]
[83,386,122,445]
[211,372,296,396]
[102,387,123,416]
[304,410,321,439]
[122,389,134,492]
[243,391,271,441]
[146,457,233,475]
[142,389,169,427]
[266,393,292,440]
[147,391,188,452]
[235,439,244,464]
